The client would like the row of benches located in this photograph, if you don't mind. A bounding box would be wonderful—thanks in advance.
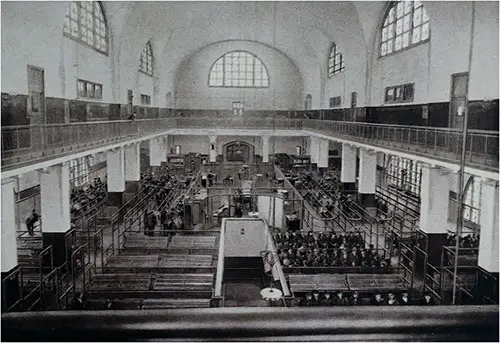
[123,234,218,252]
[86,297,212,310]
[105,254,215,270]
[288,273,406,293]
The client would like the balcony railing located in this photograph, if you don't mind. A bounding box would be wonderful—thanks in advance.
[303,120,499,172]
[1,117,497,172]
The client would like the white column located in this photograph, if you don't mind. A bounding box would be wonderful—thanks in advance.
[478,179,499,273]
[341,144,357,183]
[359,149,377,194]
[419,164,450,234]
[262,135,270,163]
[318,138,329,168]
[209,135,217,163]
[124,143,140,182]
[310,136,320,164]
[107,148,125,192]
[161,135,169,162]
[2,178,18,271]
[149,137,162,167]
[40,163,71,233]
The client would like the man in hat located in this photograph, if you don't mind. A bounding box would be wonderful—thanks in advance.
[399,291,412,305]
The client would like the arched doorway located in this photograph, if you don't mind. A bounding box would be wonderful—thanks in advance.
[224,141,254,163]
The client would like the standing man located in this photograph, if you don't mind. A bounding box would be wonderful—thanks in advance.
[25,209,41,236]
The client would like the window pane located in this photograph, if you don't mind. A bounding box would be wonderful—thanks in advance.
[387,41,393,54]
[395,35,402,50]
[421,22,430,40]
[403,84,414,100]
[412,27,421,43]
[414,7,422,26]
[87,83,95,98]
[396,19,403,35]
[404,1,412,14]
[403,15,411,32]
[78,81,86,97]
[381,42,387,55]
[95,84,102,99]
[402,32,410,47]
[396,2,403,18]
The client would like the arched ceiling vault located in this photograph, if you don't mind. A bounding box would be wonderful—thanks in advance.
[114,1,370,91]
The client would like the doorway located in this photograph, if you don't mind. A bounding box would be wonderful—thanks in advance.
[449,73,468,129]
[224,141,254,163]
[27,65,45,124]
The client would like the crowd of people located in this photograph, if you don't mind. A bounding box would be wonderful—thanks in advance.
[70,177,107,216]
[446,233,480,249]
[141,169,193,236]
[295,290,435,306]
[274,231,389,269]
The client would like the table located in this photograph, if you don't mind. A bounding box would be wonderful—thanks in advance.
[260,287,283,300]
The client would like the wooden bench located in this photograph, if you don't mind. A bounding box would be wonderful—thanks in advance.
[157,255,213,268]
[106,255,160,268]
[142,298,211,309]
[168,236,217,250]
[347,274,406,292]
[152,273,214,292]
[124,236,170,250]
[91,273,152,291]
[288,274,348,292]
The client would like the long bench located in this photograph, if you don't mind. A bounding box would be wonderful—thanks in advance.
[104,254,215,273]
[289,274,348,292]
[153,274,214,292]
[288,273,407,293]
[91,273,152,291]
[142,298,211,309]
[347,274,406,292]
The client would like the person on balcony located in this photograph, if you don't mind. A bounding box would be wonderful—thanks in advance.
[25,209,41,236]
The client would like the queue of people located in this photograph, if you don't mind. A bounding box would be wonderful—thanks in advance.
[296,291,435,306]
[70,177,107,216]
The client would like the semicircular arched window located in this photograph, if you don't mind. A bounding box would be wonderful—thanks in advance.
[209,51,269,88]
[63,1,108,54]
[380,0,430,57]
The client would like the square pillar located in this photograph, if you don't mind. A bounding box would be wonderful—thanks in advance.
[160,135,169,162]
[478,179,499,273]
[149,137,163,167]
[309,136,320,164]
[419,164,451,266]
[2,178,18,272]
[1,178,20,311]
[262,135,270,163]
[208,135,217,163]
[341,144,357,193]
[318,138,329,169]
[40,163,71,268]
[125,143,141,193]
[107,148,125,206]
[359,149,377,207]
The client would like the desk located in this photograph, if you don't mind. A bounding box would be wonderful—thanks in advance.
[255,174,264,182]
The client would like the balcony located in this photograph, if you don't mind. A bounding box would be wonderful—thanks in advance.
[1,117,498,174]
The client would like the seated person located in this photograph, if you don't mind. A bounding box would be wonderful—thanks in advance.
[321,292,334,306]
[386,292,399,306]
[399,291,411,305]
[370,293,384,306]
[333,291,349,306]
[419,292,436,305]
[349,291,361,306]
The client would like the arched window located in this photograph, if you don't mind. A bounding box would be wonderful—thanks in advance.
[208,51,269,88]
[380,0,429,57]
[139,41,154,76]
[328,43,345,77]
[463,177,481,225]
[63,1,108,54]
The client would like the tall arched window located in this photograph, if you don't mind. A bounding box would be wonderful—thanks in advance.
[208,51,269,88]
[380,0,429,57]
[463,177,481,225]
[139,41,154,76]
[63,1,108,54]
[328,43,345,77]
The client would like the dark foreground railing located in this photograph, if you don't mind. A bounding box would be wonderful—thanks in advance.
[2,306,498,341]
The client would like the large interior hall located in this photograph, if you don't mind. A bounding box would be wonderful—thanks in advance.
[1,1,499,341]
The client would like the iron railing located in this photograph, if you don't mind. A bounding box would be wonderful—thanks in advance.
[3,118,496,172]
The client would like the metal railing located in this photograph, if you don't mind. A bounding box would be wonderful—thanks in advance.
[303,120,499,171]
